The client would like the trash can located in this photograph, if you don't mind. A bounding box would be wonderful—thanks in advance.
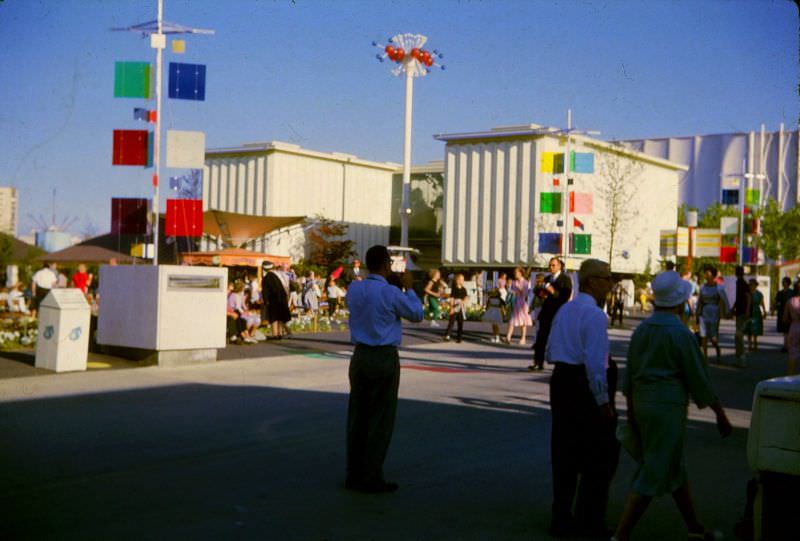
[34,288,91,372]
[746,375,800,541]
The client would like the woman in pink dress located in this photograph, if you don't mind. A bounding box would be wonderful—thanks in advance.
[504,267,532,345]
[783,284,800,375]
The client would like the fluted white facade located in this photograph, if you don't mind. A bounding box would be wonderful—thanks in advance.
[435,126,687,273]
[202,141,399,260]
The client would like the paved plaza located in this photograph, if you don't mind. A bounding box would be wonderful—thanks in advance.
[0,315,788,540]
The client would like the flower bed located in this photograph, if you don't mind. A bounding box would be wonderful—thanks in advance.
[284,311,349,334]
[0,316,38,349]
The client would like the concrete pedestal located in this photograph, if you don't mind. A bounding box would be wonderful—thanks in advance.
[97,265,227,367]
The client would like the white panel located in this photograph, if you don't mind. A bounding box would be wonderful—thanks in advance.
[504,142,517,263]
[236,160,247,213]
[202,166,210,210]
[455,148,467,263]
[443,149,456,263]
[467,146,480,262]
[245,159,256,215]
[518,141,532,262]
[477,145,490,263]
[166,130,205,168]
[492,144,505,264]
[255,156,266,216]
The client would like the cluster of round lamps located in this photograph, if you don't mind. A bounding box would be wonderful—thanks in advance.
[373,40,445,71]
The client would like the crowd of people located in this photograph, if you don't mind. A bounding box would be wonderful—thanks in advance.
[0,262,99,319]
[343,245,799,540]
[225,260,364,344]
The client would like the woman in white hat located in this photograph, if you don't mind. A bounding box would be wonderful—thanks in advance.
[612,271,732,541]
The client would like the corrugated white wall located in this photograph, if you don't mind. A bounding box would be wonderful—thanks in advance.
[442,136,680,272]
[202,150,393,260]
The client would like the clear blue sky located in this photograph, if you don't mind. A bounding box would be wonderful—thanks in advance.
[1,0,797,238]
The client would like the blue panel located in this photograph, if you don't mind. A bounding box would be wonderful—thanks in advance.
[168,62,206,101]
[721,189,739,205]
[538,233,562,254]
[571,152,595,173]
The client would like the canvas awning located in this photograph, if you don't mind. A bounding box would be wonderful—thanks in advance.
[36,245,140,264]
[180,248,290,269]
[202,210,305,247]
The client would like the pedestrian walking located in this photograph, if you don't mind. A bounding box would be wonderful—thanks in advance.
[783,281,800,375]
[345,245,424,493]
[612,270,732,541]
[730,265,751,367]
[531,257,572,370]
[444,273,468,343]
[481,287,505,343]
[326,275,345,317]
[546,259,618,538]
[504,267,532,345]
[745,279,766,352]
[774,276,796,353]
[31,262,58,319]
[262,263,292,339]
[696,266,729,364]
[423,269,447,327]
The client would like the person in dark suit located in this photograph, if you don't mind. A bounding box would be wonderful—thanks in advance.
[342,258,364,286]
[530,257,573,371]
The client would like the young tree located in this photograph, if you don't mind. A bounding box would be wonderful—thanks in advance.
[596,147,645,271]
[305,215,357,270]
[759,199,800,262]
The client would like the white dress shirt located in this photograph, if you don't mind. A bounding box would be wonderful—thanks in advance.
[545,292,610,406]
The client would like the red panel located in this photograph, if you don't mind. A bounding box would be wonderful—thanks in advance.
[111,197,149,235]
[166,199,203,237]
[719,246,737,263]
[112,130,149,166]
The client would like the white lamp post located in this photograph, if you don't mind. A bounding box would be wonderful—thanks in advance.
[374,34,445,248]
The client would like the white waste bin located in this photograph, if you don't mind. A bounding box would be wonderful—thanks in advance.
[746,375,800,541]
[35,289,91,372]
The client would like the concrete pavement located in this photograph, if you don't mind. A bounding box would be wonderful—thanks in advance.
[0,315,789,540]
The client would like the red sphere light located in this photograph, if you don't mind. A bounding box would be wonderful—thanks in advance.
[395,48,405,61]
[385,45,395,55]
[410,47,420,59]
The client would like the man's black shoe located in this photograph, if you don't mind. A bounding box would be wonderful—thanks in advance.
[345,479,398,493]
[548,520,577,538]
[358,481,399,494]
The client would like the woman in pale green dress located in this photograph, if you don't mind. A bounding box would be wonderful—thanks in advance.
[612,271,732,541]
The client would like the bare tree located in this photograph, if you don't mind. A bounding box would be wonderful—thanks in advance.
[596,146,644,272]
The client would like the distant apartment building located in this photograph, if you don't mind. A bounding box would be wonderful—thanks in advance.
[0,187,18,236]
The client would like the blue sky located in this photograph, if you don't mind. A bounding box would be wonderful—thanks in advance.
[1,0,797,237]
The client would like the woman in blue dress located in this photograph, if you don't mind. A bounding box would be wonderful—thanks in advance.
[612,271,732,541]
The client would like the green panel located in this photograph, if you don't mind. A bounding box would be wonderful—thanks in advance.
[571,233,592,255]
[540,192,562,213]
[745,188,760,207]
[114,62,151,99]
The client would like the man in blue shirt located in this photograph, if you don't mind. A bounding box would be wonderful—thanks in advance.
[345,245,424,493]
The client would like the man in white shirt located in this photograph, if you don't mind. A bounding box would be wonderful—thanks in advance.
[31,263,58,318]
[546,258,618,538]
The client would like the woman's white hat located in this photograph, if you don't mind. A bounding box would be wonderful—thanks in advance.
[652,270,693,308]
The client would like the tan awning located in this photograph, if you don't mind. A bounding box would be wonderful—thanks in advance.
[202,210,305,247]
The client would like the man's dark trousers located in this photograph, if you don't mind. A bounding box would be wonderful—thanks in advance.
[549,361,619,533]
[347,344,400,486]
